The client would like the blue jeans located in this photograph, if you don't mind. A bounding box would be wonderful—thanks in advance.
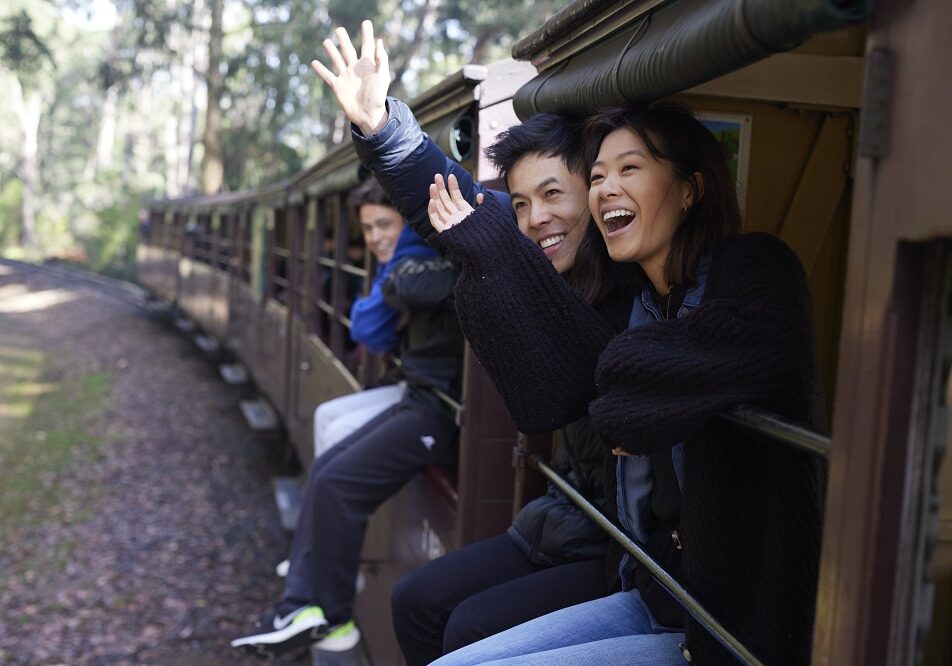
[429,590,685,666]
[392,533,609,665]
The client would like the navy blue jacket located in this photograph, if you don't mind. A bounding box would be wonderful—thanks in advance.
[350,224,439,353]
[352,97,510,248]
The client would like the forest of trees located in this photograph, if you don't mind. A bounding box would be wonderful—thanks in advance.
[0,0,561,277]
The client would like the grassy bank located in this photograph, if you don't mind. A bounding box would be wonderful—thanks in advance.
[0,336,112,534]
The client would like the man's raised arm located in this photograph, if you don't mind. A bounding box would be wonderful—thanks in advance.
[311,21,507,243]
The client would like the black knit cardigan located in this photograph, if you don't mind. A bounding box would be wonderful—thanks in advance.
[438,194,825,666]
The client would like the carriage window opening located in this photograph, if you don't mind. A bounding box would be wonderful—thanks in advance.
[312,199,334,344]
[185,216,197,260]
[271,208,291,306]
[168,215,177,249]
[171,214,183,253]
[155,214,168,248]
[341,219,368,329]
[239,211,252,284]
[290,205,309,318]
[216,213,234,271]
[196,214,213,265]
[332,195,361,373]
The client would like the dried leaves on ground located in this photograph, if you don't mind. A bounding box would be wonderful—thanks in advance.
[0,262,301,665]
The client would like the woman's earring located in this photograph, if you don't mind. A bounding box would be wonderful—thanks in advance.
[681,204,688,215]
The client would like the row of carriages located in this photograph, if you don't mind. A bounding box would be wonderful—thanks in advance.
[137,0,952,664]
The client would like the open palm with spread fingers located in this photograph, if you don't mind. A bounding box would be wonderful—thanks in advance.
[428,174,484,233]
[310,20,390,136]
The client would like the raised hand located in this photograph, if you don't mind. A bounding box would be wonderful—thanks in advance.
[311,20,390,136]
[428,174,484,234]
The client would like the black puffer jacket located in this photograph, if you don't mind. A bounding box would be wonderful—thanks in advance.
[383,254,464,401]
[508,416,612,566]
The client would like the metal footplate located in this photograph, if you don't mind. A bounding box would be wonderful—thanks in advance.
[272,476,302,532]
[219,362,249,385]
[193,333,220,354]
[239,398,279,432]
[174,316,195,333]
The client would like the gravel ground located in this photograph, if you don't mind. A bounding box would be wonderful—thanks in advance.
[0,261,300,665]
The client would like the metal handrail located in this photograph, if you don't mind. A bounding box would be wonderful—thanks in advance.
[720,406,830,458]
[339,263,369,278]
[389,356,464,415]
[532,455,765,666]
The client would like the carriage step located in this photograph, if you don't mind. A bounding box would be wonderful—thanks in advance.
[272,476,302,531]
[239,398,278,431]
[174,316,195,333]
[194,333,220,354]
[219,362,248,385]
[146,299,171,314]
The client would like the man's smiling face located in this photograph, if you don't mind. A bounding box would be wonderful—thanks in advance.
[507,154,590,275]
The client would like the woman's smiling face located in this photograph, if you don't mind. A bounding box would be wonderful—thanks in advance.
[588,127,692,283]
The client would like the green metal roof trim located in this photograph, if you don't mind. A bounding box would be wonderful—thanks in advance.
[512,0,871,119]
[512,0,642,62]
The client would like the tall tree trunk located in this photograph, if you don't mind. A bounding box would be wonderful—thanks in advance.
[164,112,180,196]
[95,85,119,172]
[133,83,152,180]
[10,75,41,251]
[175,45,197,194]
[200,0,224,194]
[390,0,436,95]
[471,28,497,64]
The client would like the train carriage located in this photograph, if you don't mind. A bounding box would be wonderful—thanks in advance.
[136,0,952,663]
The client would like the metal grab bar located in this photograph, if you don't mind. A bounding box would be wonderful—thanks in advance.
[720,406,830,458]
[389,356,464,416]
[531,456,765,666]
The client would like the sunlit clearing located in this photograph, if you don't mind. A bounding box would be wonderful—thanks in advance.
[0,382,56,398]
[0,402,33,419]
[0,289,79,314]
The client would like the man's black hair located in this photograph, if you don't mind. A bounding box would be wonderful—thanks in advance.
[347,178,393,210]
[483,113,587,186]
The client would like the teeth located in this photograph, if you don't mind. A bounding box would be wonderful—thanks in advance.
[539,235,565,250]
[602,209,635,220]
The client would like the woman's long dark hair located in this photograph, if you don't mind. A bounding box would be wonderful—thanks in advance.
[569,221,639,305]
[574,103,743,300]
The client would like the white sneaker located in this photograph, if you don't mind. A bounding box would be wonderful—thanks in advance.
[314,620,361,652]
[230,605,328,658]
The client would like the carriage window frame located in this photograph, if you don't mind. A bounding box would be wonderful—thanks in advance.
[699,111,752,213]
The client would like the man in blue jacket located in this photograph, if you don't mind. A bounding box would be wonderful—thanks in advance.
[313,178,435,458]
[231,178,464,657]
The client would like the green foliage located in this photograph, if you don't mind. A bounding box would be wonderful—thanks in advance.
[0,10,55,84]
[0,179,24,248]
[221,125,303,190]
[1,0,568,276]
[77,188,144,280]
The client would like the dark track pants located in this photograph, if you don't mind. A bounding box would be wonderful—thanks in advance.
[391,533,610,666]
[283,389,458,624]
